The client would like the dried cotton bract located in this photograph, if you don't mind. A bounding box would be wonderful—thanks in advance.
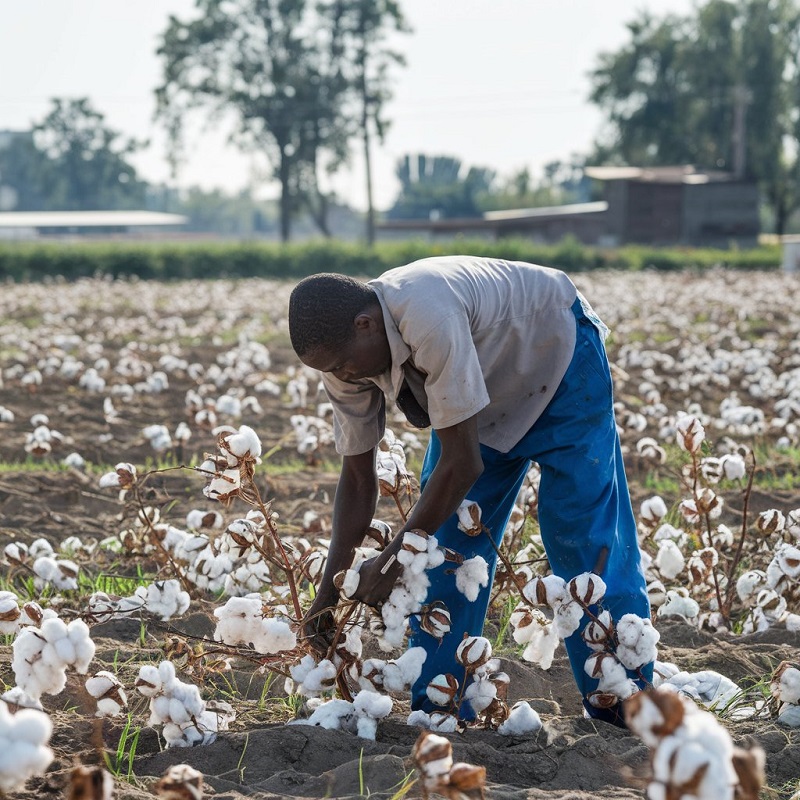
[676,414,706,453]
[154,763,204,799]
[412,730,487,800]
[85,670,128,717]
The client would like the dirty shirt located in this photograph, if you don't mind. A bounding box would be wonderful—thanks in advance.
[321,256,578,455]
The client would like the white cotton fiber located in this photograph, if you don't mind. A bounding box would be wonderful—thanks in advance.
[497,701,542,736]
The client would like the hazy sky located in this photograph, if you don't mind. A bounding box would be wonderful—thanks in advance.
[1,0,697,210]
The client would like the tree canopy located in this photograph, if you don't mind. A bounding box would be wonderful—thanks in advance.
[589,0,800,233]
[0,98,146,212]
[156,0,407,242]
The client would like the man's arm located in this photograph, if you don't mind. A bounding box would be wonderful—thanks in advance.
[304,447,379,624]
[352,414,484,608]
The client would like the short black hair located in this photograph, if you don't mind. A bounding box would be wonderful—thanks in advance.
[289,273,378,357]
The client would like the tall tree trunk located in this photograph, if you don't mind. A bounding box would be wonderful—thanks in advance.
[279,151,292,242]
[362,104,375,246]
[358,41,375,246]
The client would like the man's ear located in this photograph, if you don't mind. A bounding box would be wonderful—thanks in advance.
[353,309,379,332]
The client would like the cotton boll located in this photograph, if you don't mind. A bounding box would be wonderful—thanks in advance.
[454,556,489,601]
[615,614,661,670]
[135,665,164,697]
[771,662,800,706]
[520,618,560,670]
[640,496,668,527]
[719,453,746,481]
[427,674,459,707]
[145,580,190,621]
[654,540,685,580]
[382,648,427,693]
[554,600,585,638]
[463,676,496,713]
[1,687,43,712]
[0,703,54,792]
[252,618,297,654]
[657,590,700,620]
[497,701,542,736]
[736,570,768,604]
[522,574,567,607]
[298,660,338,696]
[0,592,21,634]
[223,425,262,459]
[85,671,127,718]
[456,499,483,536]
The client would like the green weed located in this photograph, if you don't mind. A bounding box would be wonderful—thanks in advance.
[103,714,141,782]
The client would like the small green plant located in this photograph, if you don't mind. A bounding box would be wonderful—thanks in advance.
[237,732,249,782]
[104,714,141,782]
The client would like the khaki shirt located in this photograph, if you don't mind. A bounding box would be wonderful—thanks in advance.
[322,256,578,455]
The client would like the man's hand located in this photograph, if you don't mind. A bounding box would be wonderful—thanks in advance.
[351,549,404,610]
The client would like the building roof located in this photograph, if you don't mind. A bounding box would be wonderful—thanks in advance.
[584,165,737,184]
[0,210,188,228]
[483,201,608,221]
[379,201,608,231]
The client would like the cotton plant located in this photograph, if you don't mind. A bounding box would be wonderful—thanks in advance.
[510,572,659,710]
[135,660,235,748]
[624,688,764,800]
[0,701,54,793]
[12,617,96,700]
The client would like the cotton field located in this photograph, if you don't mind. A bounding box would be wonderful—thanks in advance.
[0,269,799,800]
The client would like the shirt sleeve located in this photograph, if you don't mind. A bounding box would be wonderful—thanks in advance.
[321,373,386,455]
[411,311,490,429]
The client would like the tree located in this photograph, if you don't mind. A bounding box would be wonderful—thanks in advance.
[589,0,800,233]
[324,0,409,243]
[479,159,589,213]
[0,99,146,211]
[156,0,355,242]
[386,154,495,220]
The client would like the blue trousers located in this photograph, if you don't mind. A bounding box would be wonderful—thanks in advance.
[408,297,651,724]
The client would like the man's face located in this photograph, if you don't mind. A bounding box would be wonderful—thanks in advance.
[303,312,391,382]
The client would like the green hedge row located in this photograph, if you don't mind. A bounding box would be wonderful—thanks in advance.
[0,237,782,282]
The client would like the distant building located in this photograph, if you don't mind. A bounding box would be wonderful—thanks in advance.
[0,210,188,240]
[377,165,760,248]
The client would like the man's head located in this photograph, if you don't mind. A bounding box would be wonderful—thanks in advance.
[288,273,391,382]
